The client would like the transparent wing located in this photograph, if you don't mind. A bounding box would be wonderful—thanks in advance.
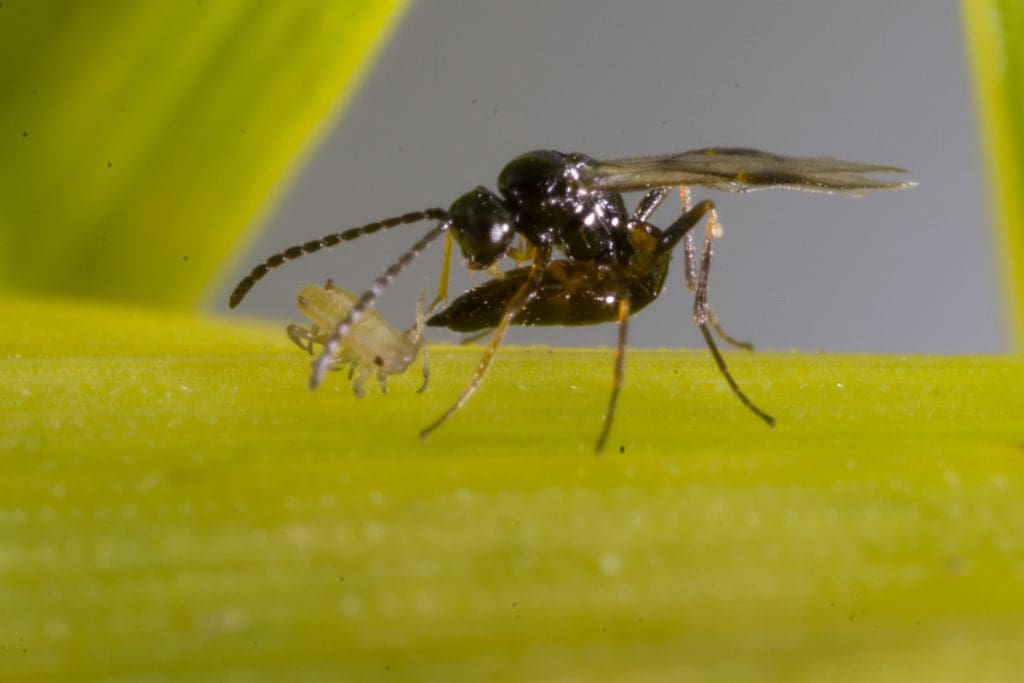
[580,147,916,196]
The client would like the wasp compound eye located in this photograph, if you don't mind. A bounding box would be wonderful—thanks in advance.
[447,187,514,269]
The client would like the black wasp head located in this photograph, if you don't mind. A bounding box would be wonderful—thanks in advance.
[447,186,514,269]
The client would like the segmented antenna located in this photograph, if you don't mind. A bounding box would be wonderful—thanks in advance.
[310,223,450,388]
[228,208,449,308]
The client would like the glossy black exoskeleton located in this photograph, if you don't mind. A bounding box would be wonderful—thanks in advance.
[229,147,914,451]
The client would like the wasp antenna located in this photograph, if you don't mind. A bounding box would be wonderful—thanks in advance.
[310,223,450,388]
[227,208,449,308]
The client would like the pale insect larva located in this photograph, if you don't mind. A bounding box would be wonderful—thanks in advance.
[286,279,429,397]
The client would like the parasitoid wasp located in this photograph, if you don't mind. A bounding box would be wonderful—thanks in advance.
[230,147,914,451]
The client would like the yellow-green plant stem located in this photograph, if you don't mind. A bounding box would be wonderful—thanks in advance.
[3,297,1024,680]
[962,1,1024,347]
[0,1,408,306]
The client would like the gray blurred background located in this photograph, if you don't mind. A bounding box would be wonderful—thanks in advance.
[214,0,1001,353]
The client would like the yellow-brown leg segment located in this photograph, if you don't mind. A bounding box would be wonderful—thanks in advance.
[506,234,536,262]
[426,232,454,317]
[595,296,630,454]
[419,249,552,440]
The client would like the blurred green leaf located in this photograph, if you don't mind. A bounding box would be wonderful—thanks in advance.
[3,296,1024,679]
[963,1,1024,347]
[0,0,408,306]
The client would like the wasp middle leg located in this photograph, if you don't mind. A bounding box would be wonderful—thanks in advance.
[676,187,755,351]
[420,248,553,440]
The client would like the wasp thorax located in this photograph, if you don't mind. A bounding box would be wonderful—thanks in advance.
[497,150,568,199]
[448,186,514,269]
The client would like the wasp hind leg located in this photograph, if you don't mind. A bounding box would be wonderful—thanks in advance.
[692,214,773,425]
[655,200,773,426]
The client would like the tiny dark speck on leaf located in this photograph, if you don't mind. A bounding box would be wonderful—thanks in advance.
[107,161,112,168]
[22,131,28,138]
[619,444,625,454]
[182,255,190,261]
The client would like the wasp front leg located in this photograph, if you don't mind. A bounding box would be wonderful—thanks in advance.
[426,233,454,317]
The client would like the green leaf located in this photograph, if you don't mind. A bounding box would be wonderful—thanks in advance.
[0,0,408,306]
[4,296,1024,679]
[962,1,1024,347]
